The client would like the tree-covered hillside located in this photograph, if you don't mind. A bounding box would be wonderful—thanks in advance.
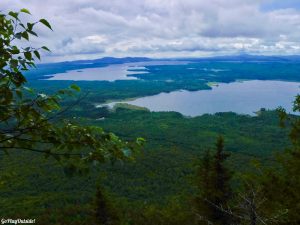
[0,108,291,223]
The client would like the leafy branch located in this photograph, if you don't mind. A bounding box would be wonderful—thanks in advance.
[0,9,144,173]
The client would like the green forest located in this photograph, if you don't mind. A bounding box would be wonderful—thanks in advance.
[1,8,300,225]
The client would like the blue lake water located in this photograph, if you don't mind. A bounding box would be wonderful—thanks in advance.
[46,61,189,81]
[104,80,300,116]
[46,64,142,81]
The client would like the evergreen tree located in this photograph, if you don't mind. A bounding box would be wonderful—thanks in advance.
[211,136,232,225]
[194,136,232,225]
[194,149,214,224]
[94,186,119,225]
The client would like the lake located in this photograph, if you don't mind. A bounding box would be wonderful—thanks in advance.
[103,80,300,116]
[46,64,142,81]
[46,61,189,81]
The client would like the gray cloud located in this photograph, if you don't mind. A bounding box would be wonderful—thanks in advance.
[2,0,300,62]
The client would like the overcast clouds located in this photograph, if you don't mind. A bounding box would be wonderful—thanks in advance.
[2,0,300,62]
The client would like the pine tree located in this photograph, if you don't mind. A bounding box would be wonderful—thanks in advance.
[94,186,119,225]
[194,136,233,225]
[212,136,232,225]
[194,149,214,224]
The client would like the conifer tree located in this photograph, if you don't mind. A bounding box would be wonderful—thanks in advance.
[211,136,232,225]
[94,186,119,225]
[194,149,214,224]
[194,136,233,225]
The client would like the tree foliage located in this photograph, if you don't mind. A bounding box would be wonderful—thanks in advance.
[257,97,300,225]
[94,186,119,225]
[0,9,143,172]
[194,136,233,225]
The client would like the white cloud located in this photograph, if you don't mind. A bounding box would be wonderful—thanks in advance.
[2,0,300,62]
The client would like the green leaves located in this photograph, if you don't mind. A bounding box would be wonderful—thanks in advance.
[0,9,139,174]
[10,59,18,68]
[70,84,81,92]
[21,31,29,40]
[8,11,18,19]
[24,51,32,60]
[41,46,51,52]
[39,19,52,30]
[27,22,34,31]
[10,46,20,54]
[136,137,146,146]
[20,8,31,15]
[33,50,41,60]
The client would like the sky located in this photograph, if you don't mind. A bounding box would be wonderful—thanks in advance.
[2,0,300,62]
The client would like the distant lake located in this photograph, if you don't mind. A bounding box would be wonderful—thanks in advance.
[46,61,189,81]
[103,80,300,116]
[46,64,142,81]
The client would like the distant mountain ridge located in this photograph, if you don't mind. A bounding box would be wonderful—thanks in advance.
[175,54,300,62]
[42,55,300,66]
[53,57,153,65]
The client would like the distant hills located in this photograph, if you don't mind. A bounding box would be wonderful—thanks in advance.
[42,55,300,66]
[61,57,153,65]
[175,54,300,62]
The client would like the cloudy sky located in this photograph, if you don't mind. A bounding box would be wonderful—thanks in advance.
[2,0,300,62]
